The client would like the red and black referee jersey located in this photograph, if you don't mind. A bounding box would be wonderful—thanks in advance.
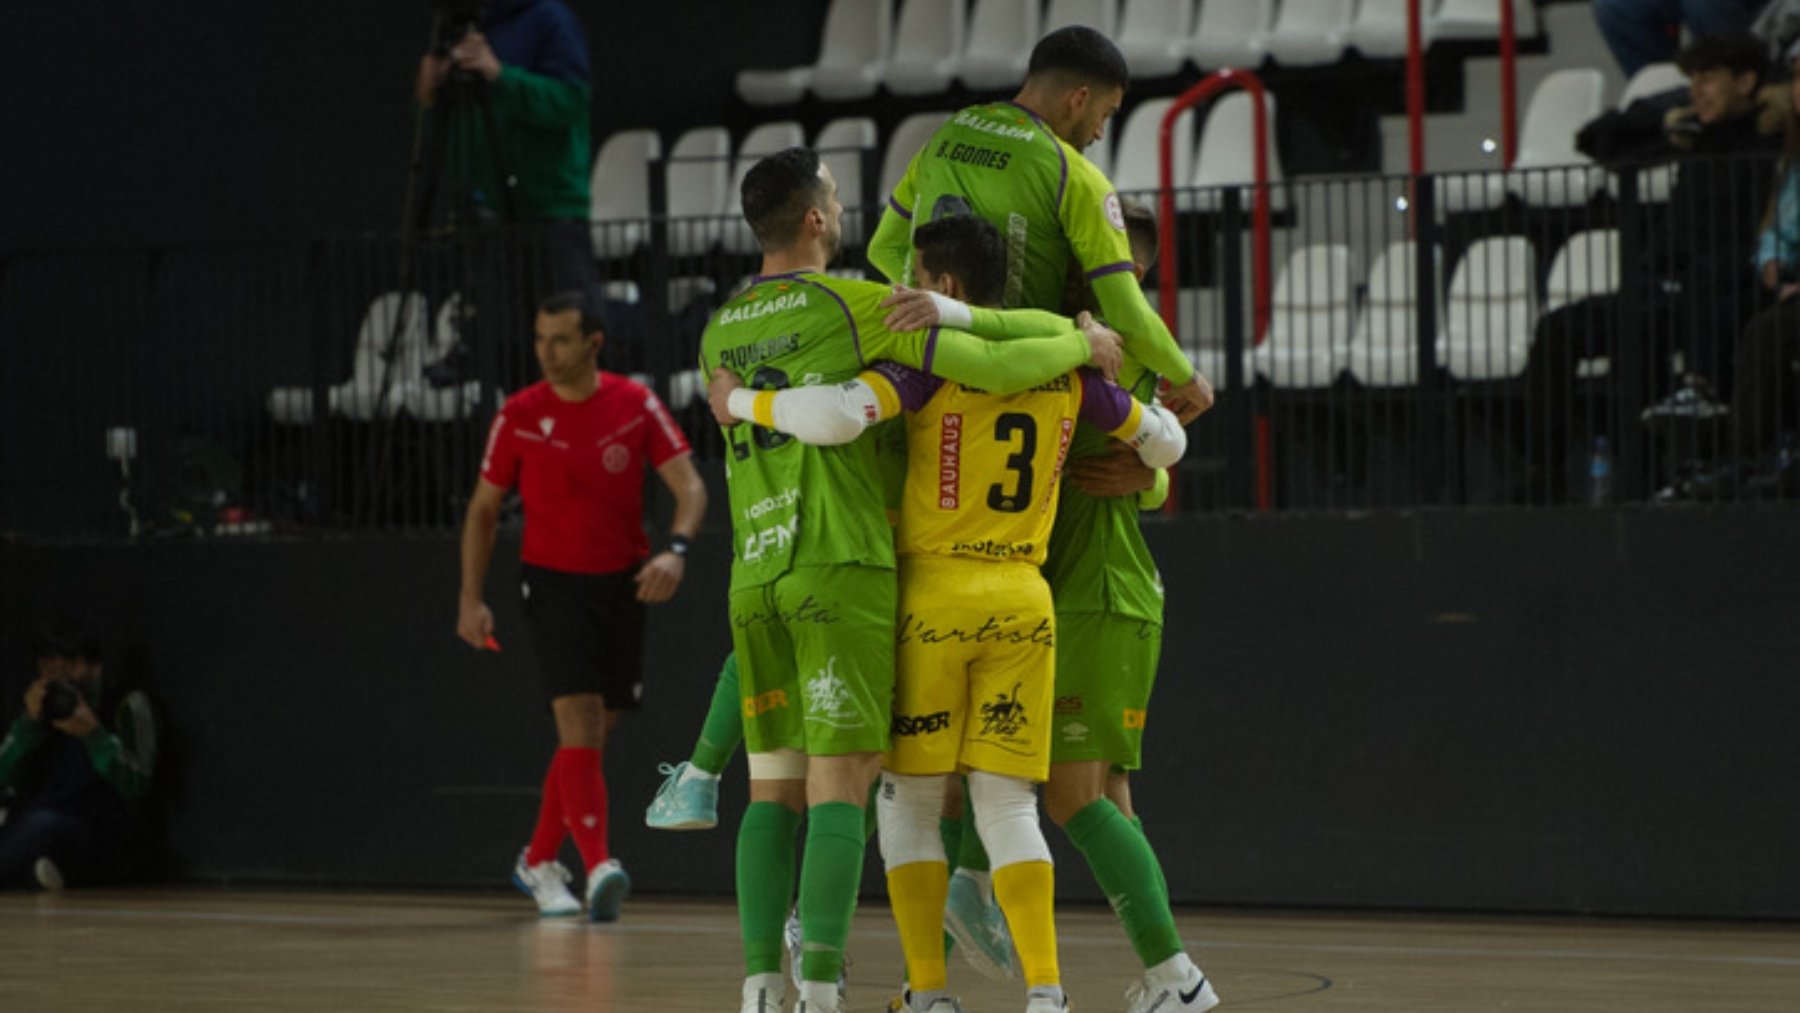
[480,374,691,575]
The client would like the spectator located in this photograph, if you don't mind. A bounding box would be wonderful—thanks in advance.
[415,0,609,383]
[1525,32,1781,500]
[0,616,158,890]
[1595,0,1764,79]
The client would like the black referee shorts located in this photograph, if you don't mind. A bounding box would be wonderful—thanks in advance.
[519,563,646,710]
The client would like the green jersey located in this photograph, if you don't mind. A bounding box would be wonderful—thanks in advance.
[875,100,1195,386]
[1043,362,1165,621]
[699,270,1095,590]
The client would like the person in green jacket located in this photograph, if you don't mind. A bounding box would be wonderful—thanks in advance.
[0,616,158,890]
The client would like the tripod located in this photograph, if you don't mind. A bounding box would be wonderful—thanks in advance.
[350,35,520,528]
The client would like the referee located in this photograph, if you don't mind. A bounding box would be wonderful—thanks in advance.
[458,290,706,921]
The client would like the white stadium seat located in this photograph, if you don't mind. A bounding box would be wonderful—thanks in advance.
[1436,69,1607,212]
[1431,0,1538,41]
[1611,62,1687,204]
[1189,0,1273,71]
[1259,0,1355,68]
[881,111,954,202]
[267,291,427,424]
[1544,228,1620,313]
[1347,0,1438,60]
[1045,0,1118,36]
[1347,241,1436,388]
[1441,236,1538,381]
[1251,244,1357,387]
[665,126,732,257]
[885,0,966,97]
[958,0,1040,91]
[589,129,660,259]
[1116,0,1190,78]
[1110,97,1195,196]
[398,294,484,422]
[1190,91,1286,212]
[735,0,894,105]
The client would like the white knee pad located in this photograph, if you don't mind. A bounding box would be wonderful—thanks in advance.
[876,771,949,868]
[968,770,1053,869]
[747,748,807,781]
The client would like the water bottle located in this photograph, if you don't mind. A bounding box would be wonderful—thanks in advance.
[1588,436,1613,507]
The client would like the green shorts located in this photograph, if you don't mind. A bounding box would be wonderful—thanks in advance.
[1050,611,1162,769]
[729,564,897,758]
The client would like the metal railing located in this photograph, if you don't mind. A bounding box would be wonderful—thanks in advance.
[4,154,1797,541]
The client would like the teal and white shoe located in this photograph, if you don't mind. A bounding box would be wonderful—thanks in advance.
[585,858,631,922]
[644,761,720,830]
[943,868,1016,981]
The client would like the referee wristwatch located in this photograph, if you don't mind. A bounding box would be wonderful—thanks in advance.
[668,534,692,558]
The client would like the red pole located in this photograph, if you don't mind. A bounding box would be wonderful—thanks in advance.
[1157,69,1275,511]
[1406,0,1425,181]
[1499,0,1518,167]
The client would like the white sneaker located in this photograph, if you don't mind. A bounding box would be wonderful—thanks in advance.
[585,857,631,922]
[785,910,848,999]
[1023,985,1068,1012]
[741,973,784,1013]
[510,849,579,917]
[1124,958,1218,1013]
[33,856,64,893]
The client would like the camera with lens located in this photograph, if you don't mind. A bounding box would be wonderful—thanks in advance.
[430,0,483,57]
[41,679,83,722]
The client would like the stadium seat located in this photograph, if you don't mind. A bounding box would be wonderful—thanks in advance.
[1110,97,1195,197]
[1609,62,1686,204]
[1190,91,1286,212]
[812,0,895,101]
[1544,228,1620,313]
[1045,0,1117,36]
[1513,69,1607,207]
[1189,0,1273,71]
[724,122,809,254]
[665,126,732,257]
[267,291,427,424]
[1347,241,1435,388]
[816,117,880,245]
[1347,0,1437,60]
[1441,236,1538,381]
[1116,0,1189,79]
[1436,68,1607,212]
[589,129,660,259]
[735,0,893,105]
[885,0,967,97]
[1251,244,1357,387]
[958,0,1040,91]
[397,294,483,422]
[1430,0,1538,41]
[1259,0,1355,68]
[881,111,955,202]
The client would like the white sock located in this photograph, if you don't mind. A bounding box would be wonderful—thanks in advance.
[1148,951,1198,984]
[798,979,841,1010]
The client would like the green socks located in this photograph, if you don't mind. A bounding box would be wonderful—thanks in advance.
[1129,813,1169,898]
[691,653,744,776]
[798,801,867,983]
[737,801,801,975]
[1065,799,1181,967]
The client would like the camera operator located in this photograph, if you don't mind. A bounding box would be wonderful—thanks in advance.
[0,617,158,890]
[413,0,608,384]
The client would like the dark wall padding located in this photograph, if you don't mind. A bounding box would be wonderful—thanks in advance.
[3,508,1797,916]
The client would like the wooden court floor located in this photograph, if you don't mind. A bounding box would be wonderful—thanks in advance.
[2,889,1796,1012]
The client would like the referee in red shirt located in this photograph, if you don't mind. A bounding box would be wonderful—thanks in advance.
[458,291,707,921]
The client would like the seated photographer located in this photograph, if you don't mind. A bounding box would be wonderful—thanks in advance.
[0,617,158,890]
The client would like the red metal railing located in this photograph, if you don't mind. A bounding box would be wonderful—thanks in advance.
[1156,69,1273,511]
[1405,0,1523,177]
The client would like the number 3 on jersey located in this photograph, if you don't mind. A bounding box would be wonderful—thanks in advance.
[987,411,1035,513]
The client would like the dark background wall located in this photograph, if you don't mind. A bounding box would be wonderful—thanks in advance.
[4,505,1797,917]
[0,1,825,250]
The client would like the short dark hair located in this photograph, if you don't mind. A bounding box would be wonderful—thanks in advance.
[537,290,607,336]
[1027,26,1130,92]
[1121,198,1158,269]
[914,215,1008,308]
[33,615,100,662]
[741,147,829,249]
[1677,32,1768,86]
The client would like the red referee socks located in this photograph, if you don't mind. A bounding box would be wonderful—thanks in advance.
[554,747,610,869]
